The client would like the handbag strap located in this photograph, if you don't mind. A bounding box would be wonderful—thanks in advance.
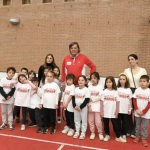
[130,68,136,88]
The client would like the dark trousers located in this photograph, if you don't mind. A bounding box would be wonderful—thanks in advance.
[35,108,43,127]
[43,108,56,129]
[118,113,129,135]
[103,117,121,138]
[13,106,27,124]
[65,110,75,129]
[28,108,36,124]
[13,106,20,118]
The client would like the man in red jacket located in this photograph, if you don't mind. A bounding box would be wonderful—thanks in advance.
[62,42,96,88]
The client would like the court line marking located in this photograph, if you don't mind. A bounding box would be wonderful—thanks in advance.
[0,133,108,150]
[57,144,65,150]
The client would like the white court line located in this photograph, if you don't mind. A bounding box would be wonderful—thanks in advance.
[57,144,64,150]
[0,133,108,150]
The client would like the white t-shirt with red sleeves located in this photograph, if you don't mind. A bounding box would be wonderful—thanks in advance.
[101,89,119,118]
[14,82,33,107]
[118,87,132,114]
[74,86,90,106]
[63,84,75,112]
[0,77,15,104]
[88,84,103,112]
[41,82,60,109]
[30,88,42,109]
[133,87,150,119]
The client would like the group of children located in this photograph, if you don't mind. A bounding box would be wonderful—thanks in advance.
[0,67,150,147]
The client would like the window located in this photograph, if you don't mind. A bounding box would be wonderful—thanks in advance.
[22,0,31,4]
[64,0,74,2]
[43,0,52,3]
[3,0,11,5]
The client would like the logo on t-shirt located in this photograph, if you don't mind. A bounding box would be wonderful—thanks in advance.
[104,95,116,101]
[119,92,129,99]
[91,91,99,96]
[18,88,29,93]
[44,88,56,93]
[75,93,84,99]
[3,84,11,89]
[136,94,149,101]
[65,90,70,95]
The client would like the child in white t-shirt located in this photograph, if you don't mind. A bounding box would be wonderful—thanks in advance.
[61,73,75,136]
[88,72,104,140]
[101,76,126,143]
[28,77,43,133]
[133,75,150,147]
[0,67,16,130]
[72,75,90,140]
[117,73,132,142]
[13,74,36,130]
[40,71,60,134]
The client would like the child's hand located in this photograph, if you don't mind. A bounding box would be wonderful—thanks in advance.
[39,104,43,109]
[114,111,118,118]
[100,111,104,118]
[60,102,63,108]
[136,109,141,115]
[89,106,92,113]
[128,110,131,115]
[90,98,93,102]
[140,112,144,116]
[75,106,80,111]
[7,96,11,100]
[2,98,6,102]
[63,103,68,109]
[55,105,58,109]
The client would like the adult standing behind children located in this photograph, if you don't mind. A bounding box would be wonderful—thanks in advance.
[38,54,57,83]
[62,42,96,88]
[124,54,147,138]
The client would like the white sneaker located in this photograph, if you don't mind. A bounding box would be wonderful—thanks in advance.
[103,135,110,142]
[67,129,74,136]
[21,125,25,131]
[73,132,80,138]
[62,126,69,134]
[79,132,86,140]
[90,133,95,140]
[9,124,14,131]
[122,135,127,140]
[99,133,104,140]
[116,136,127,143]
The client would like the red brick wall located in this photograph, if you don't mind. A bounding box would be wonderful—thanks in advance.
[0,0,150,76]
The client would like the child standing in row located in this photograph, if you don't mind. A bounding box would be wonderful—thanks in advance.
[40,71,60,134]
[133,75,150,147]
[101,76,126,142]
[0,67,16,130]
[88,72,103,140]
[117,73,132,141]
[61,73,75,136]
[13,74,36,130]
[72,75,90,139]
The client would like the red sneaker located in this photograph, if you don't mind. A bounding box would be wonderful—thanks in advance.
[142,139,148,147]
[133,137,140,143]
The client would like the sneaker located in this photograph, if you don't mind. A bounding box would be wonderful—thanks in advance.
[79,132,86,140]
[116,137,127,143]
[73,132,80,139]
[62,126,70,134]
[36,127,43,133]
[133,137,140,143]
[103,135,110,142]
[9,124,14,131]
[21,125,25,131]
[57,117,61,124]
[122,135,127,140]
[99,133,104,140]
[90,133,95,140]
[16,118,20,123]
[28,122,37,127]
[0,123,7,130]
[50,128,56,134]
[67,129,75,136]
[126,133,130,137]
[142,139,148,147]
[130,134,136,139]
[42,127,48,134]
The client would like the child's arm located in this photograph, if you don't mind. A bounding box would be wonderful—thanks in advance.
[64,95,73,108]
[100,100,104,117]
[27,81,36,90]
[7,87,15,100]
[133,98,142,115]
[141,102,150,116]
[114,101,120,118]
[80,98,90,109]
[72,96,76,108]
[91,95,101,102]
[0,86,7,99]
[55,93,59,109]
[128,98,132,115]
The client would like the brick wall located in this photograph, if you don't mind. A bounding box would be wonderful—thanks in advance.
[0,0,150,77]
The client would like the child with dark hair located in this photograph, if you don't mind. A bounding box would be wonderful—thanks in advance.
[28,77,43,132]
[28,70,36,81]
[133,75,150,147]
[0,67,16,130]
[61,73,75,136]
[13,74,35,130]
